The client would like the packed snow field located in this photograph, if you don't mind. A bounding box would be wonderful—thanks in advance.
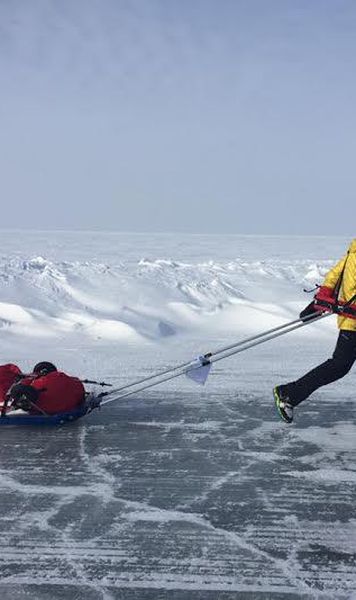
[0,232,355,599]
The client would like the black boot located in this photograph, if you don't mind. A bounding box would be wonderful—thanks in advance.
[273,385,294,423]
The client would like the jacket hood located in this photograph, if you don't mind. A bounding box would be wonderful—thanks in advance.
[348,239,356,253]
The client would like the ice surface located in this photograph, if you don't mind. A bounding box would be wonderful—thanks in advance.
[0,232,355,599]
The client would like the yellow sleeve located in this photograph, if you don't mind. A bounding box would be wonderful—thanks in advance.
[323,255,348,289]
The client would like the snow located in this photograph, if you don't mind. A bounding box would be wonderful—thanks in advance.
[0,233,344,348]
[0,231,355,600]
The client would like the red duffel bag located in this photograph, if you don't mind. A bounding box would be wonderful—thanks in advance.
[0,364,22,403]
[21,371,85,415]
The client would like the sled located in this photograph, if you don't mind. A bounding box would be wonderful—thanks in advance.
[0,395,100,427]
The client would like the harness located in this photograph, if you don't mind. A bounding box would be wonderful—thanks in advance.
[314,250,356,317]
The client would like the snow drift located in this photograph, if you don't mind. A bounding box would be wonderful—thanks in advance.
[0,247,337,342]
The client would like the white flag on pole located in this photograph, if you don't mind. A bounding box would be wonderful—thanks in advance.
[185,356,212,385]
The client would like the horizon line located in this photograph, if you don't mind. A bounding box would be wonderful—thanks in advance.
[0,228,352,238]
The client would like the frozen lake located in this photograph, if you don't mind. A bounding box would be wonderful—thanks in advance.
[0,232,355,599]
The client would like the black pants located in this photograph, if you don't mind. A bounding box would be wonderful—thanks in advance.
[287,330,356,406]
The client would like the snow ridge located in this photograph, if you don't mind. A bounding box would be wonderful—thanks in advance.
[0,252,333,342]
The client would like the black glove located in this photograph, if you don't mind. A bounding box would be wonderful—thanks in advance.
[299,301,319,322]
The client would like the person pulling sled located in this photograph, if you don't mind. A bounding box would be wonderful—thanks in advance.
[274,238,356,423]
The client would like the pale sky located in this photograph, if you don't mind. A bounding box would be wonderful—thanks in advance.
[0,0,355,234]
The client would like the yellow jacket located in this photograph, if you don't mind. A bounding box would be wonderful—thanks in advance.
[320,239,356,331]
